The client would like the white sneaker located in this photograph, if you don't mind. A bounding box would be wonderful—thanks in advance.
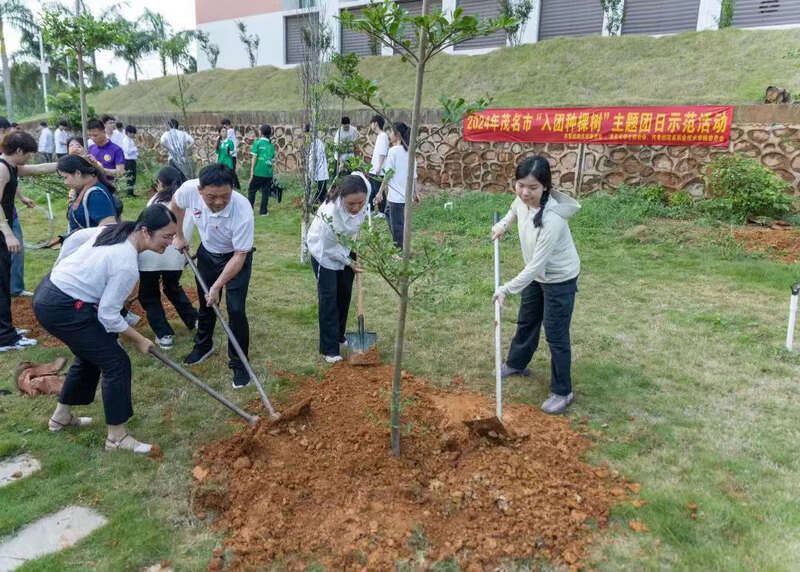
[12,290,33,297]
[375,213,386,219]
[0,336,38,352]
[15,328,29,335]
[124,312,141,327]
[324,355,343,363]
[541,392,574,415]
[156,335,174,350]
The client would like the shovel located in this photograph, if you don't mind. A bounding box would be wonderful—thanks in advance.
[184,251,311,423]
[346,272,379,365]
[464,212,513,441]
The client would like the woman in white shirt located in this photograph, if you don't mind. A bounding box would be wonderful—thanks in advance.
[377,121,418,248]
[491,156,581,415]
[305,123,329,204]
[138,166,198,350]
[33,204,178,454]
[307,173,369,363]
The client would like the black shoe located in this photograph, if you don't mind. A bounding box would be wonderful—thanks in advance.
[232,368,250,389]
[183,345,215,366]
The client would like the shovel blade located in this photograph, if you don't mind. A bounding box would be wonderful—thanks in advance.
[271,398,312,425]
[346,331,377,354]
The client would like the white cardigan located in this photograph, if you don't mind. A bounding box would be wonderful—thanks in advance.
[492,190,581,295]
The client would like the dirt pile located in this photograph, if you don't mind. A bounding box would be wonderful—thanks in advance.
[734,226,800,263]
[194,363,630,570]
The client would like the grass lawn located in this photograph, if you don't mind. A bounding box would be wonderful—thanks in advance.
[1,172,800,570]
[89,27,800,116]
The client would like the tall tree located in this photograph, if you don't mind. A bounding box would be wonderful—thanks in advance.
[235,21,260,68]
[113,19,154,82]
[196,30,220,69]
[0,0,36,120]
[42,5,119,141]
[332,0,512,456]
[163,30,198,123]
[139,9,172,76]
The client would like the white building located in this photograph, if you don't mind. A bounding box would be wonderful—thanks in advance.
[195,0,800,70]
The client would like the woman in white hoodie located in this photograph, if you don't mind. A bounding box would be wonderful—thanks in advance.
[492,156,581,415]
[307,173,369,363]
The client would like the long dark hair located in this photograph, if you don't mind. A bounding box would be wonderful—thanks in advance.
[93,204,176,247]
[326,173,369,204]
[153,166,186,203]
[515,155,553,228]
[391,121,410,151]
[57,154,118,196]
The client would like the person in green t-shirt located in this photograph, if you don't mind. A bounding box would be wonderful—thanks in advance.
[215,126,240,188]
[248,124,277,216]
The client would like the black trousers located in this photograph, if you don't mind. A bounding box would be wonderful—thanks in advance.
[138,270,198,338]
[387,201,405,248]
[368,176,386,214]
[313,180,328,204]
[33,276,133,425]
[124,159,137,194]
[0,234,19,346]
[248,176,273,215]
[194,244,253,371]
[506,277,578,397]
[311,256,355,357]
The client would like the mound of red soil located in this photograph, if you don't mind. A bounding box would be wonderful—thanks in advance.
[194,363,630,570]
[734,226,800,263]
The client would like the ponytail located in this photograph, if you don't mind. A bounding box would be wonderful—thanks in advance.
[533,191,549,228]
[153,166,186,203]
[56,154,118,196]
[392,122,410,151]
[93,204,176,247]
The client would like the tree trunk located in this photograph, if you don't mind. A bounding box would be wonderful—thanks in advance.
[75,0,87,141]
[161,53,167,77]
[133,64,138,82]
[0,19,13,121]
[390,0,428,457]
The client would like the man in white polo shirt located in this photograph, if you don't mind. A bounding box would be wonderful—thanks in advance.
[170,163,255,388]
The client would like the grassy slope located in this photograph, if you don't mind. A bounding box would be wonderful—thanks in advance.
[2,170,800,569]
[90,28,800,115]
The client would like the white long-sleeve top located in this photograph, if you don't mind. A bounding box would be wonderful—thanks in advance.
[50,233,140,333]
[492,190,581,295]
[138,195,194,271]
[308,138,328,182]
[307,200,365,270]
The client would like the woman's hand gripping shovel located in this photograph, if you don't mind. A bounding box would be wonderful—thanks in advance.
[464,212,526,444]
[182,250,311,424]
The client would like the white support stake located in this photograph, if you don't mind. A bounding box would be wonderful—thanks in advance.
[46,192,53,221]
[786,283,800,351]
[493,211,503,420]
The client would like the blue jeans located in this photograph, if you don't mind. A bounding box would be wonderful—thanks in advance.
[10,216,24,295]
[506,277,578,396]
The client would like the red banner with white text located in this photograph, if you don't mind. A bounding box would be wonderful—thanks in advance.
[463,106,734,147]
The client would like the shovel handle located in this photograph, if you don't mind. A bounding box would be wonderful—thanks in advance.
[356,271,364,317]
[184,251,279,420]
[149,346,259,425]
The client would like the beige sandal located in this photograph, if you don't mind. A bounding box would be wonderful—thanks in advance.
[104,434,152,455]
[48,415,94,432]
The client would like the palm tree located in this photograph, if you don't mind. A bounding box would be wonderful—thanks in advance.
[0,0,35,120]
[139,9,172,77]
[113,19,154,82]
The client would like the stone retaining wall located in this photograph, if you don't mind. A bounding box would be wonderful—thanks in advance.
[117,105,800,196]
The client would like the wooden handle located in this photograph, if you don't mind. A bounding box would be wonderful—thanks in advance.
[357,271,364,316]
